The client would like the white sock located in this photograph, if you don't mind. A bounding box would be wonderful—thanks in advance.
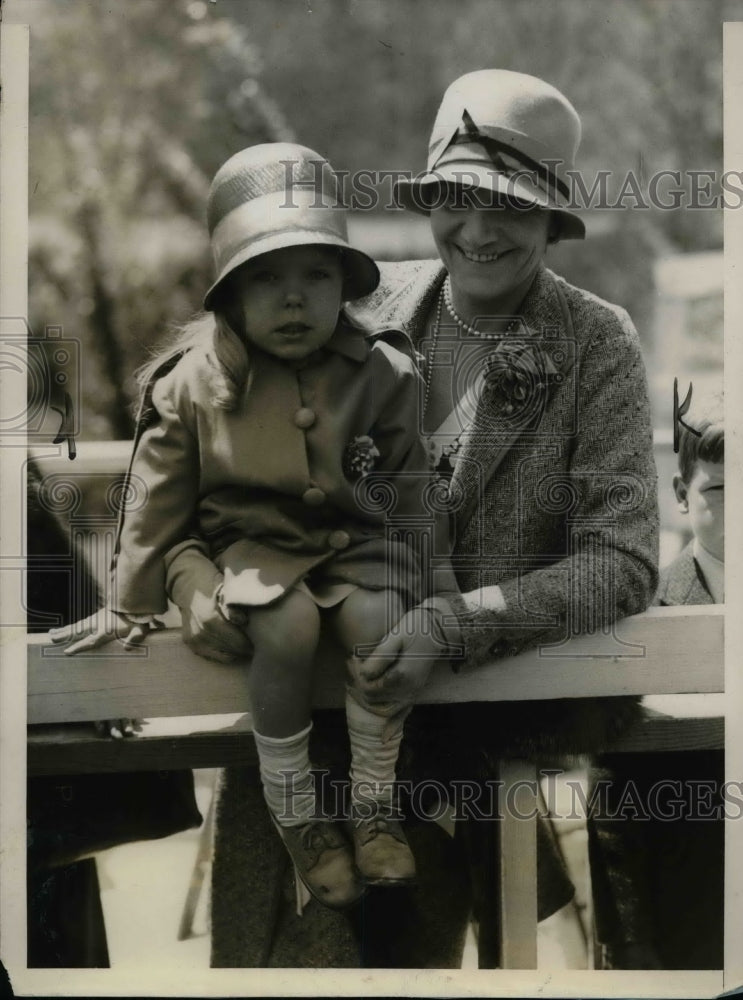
[253,722,315,827]
[346,692,410,817]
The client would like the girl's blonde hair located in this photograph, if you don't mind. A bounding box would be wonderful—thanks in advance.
[138,246,355,410]
[137,307,251,411]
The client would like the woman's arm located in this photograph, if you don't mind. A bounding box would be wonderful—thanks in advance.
[355,309,659,697]
[443,310,660,670]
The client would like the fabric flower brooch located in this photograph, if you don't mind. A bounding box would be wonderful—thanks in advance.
[343,435,380,479]
[482,340,559,426]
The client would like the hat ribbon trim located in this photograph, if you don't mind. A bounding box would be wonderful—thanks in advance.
[436,109,570,202]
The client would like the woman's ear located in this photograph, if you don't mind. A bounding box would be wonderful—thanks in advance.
[673,473,689,513]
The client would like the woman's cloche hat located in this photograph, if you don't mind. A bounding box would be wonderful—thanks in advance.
[204,143,380,310]
[395,69,585,240]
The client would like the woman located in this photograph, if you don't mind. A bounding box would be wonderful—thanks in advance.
[158,69,659,966]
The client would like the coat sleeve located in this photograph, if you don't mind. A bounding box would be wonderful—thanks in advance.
[452,309,660,667]
[111,370,201,615]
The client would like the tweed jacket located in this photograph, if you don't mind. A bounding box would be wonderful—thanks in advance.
[654,541,714,607]
[113,316,451,615]
[348,260,660,668]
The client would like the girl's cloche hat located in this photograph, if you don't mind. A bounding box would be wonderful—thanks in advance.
[204,143,380,310]
[395,69,585,240]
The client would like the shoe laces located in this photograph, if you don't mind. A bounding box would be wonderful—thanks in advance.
[354,809,405,845]
[297,820,339,866]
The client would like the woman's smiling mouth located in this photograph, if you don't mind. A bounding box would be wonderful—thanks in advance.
[455,245,503,263]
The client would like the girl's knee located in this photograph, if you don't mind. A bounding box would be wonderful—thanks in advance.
[247,591,320,660]
[334,589,403,649]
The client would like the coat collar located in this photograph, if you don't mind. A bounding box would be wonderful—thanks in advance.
[657,542,714,606]
[325,313,371,362]
[348,259,442,340]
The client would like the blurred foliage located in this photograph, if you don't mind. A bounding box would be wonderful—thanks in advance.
[23,0,292,437]
[12,0,737,438]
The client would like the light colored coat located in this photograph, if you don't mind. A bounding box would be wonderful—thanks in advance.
[113,317,449,614]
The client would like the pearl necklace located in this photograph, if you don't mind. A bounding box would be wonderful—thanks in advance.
[422,284,494,478]
[422,289,445,423]
[424,279,517,421]
[442,276,516,339]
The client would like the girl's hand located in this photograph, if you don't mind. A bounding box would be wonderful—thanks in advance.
[48,608,155,655]
[179,583,254,663]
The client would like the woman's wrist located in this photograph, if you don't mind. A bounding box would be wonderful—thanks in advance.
[425,586,509,672]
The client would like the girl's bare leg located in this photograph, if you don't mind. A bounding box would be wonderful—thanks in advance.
[329,589,416,884]
[242,589,363,907]
[244,589,319,738]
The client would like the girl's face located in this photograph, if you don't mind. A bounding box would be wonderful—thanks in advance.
[429,191,551,307]
[234,245,344,361]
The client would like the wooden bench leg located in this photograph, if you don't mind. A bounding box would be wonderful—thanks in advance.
[496,758,538,969]
[177,776,217,941]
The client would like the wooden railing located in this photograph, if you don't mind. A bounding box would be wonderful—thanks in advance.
[26,442,725,970]
[27,605,724,969]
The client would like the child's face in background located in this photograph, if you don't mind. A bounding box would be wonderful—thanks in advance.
[674,459,724,561]
[236,246,344,361]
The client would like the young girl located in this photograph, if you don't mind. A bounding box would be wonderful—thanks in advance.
[52,143,458,910]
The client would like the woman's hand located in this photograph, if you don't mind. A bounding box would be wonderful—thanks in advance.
[49,608,157,655]
[349,605,451,708]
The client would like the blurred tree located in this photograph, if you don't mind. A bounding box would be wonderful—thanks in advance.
[20,0,738,436]
[27,0,291,438]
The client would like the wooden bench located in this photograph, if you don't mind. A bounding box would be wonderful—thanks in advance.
[27,604,724,969]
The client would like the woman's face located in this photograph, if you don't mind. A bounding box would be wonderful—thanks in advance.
[429,191,552,306]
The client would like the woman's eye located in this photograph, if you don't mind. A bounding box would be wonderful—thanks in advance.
[251,271,276,283]
[308,269,331,280]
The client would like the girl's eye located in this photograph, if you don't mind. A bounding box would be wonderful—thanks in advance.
[250,271,277,283]
[308,269,331,280]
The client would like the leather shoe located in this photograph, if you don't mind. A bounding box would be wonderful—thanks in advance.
[271,816,365,910]
[351,808,416,886]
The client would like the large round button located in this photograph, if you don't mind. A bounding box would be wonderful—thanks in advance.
[302,486,326,506]
[294,407,316,429]
[327,530,351,550]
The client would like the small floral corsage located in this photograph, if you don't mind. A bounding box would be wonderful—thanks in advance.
[343,434,380,479]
